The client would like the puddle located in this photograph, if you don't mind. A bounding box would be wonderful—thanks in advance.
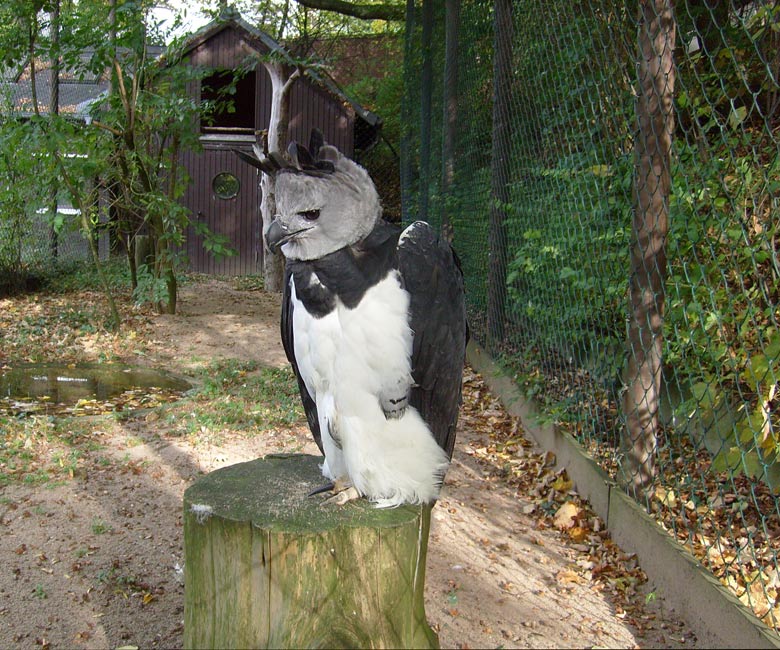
[0,363,191,415]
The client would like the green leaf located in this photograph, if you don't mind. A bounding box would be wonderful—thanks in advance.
[742,353,770,385]
[728,105,748,130]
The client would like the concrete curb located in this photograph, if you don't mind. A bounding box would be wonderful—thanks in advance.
[466,340,780,649]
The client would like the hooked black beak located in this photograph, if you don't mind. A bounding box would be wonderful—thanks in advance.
[265,220,311,254]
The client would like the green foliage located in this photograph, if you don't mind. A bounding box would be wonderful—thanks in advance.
[0,118,58,293]
[132,263,171,307]
[341,32,404,220]
[344,33,404,143]
[94,47,207,312]
[191,221,237,263]
[505,156,632,372]
[675,0,780,137]
[667,134,780,476]
[658,0,780,480]
[404,0,780,494]
[495,0,635,385]
[0,0,238,314]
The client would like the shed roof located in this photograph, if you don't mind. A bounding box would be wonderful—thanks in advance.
[1,11,381,132]
[171,11,381,129]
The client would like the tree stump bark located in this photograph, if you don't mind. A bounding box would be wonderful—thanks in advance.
[183,454,439,649]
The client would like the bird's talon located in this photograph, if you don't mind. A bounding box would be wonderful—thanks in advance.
[320,486,361,506]
[307,482,335,497]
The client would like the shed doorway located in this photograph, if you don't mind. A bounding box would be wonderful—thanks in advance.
[183,67,262,275]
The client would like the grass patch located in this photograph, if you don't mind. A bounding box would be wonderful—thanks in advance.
[0,295,132,363]
[0,414,108,486]
[1,272,305,488]
[231,275,264,292]
[54,417,106,450]
[0,358,303,485]
[162,359,303,436]
[91,518,111,535]
[0,415,54,486]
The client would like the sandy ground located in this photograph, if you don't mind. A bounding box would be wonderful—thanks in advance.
[0,279,701,649]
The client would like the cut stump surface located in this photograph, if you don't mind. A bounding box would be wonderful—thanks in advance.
[183,453,438,649]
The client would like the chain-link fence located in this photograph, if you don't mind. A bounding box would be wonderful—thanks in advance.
[400,0,780,632]
[0,207,104,295]
[0,98,105,293]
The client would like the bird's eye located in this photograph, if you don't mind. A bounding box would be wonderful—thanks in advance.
[299,209,320,221]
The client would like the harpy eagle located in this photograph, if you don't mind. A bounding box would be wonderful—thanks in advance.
[237,131,467,507]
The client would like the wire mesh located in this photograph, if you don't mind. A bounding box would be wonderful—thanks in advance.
[400,0,780,631]
[0,207,102,295]
[0,204,108,294]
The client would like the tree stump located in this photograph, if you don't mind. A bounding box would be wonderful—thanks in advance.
[183,454,438,649]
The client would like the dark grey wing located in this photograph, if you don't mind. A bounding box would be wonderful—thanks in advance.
[397,222,468,459]
[280,265,323,454]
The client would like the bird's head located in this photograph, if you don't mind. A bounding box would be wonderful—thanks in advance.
[235,130,381,261]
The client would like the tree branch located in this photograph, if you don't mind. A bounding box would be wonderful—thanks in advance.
[281,66,302,96]
[293,0,405,21]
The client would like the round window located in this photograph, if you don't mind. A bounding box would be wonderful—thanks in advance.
[213,172,240,200]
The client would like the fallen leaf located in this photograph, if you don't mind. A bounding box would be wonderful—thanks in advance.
[556,569,586,585]
[568,526,589,542]
[654,486,677,508]
[554,501,580,529]
[551,474,573,492]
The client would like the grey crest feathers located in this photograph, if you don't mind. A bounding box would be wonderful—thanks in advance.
[236,129,382,262]
[233,128,336,177]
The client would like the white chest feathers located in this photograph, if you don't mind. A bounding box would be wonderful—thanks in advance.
[290,270,449,507]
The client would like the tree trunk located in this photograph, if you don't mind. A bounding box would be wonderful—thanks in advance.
[620,0,675,501]
[124,219,138,292]
[400,0,416,223]
[133,234,154,271]
[440,0,460,243]
[48,144,121,330]
[417,0,434,224]
[78,192,121,330]
[159,132,182,315]
[48,0,60,261]
[183,454,438,649]
[486,0,513,350]
[260,61,296,293]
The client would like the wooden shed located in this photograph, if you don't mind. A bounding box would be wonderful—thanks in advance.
[177,13,381,275]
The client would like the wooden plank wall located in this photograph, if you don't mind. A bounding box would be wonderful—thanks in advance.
[182,144,261,276]
[289,78,354,156]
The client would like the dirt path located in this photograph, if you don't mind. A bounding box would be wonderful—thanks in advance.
[0,279,699,648]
